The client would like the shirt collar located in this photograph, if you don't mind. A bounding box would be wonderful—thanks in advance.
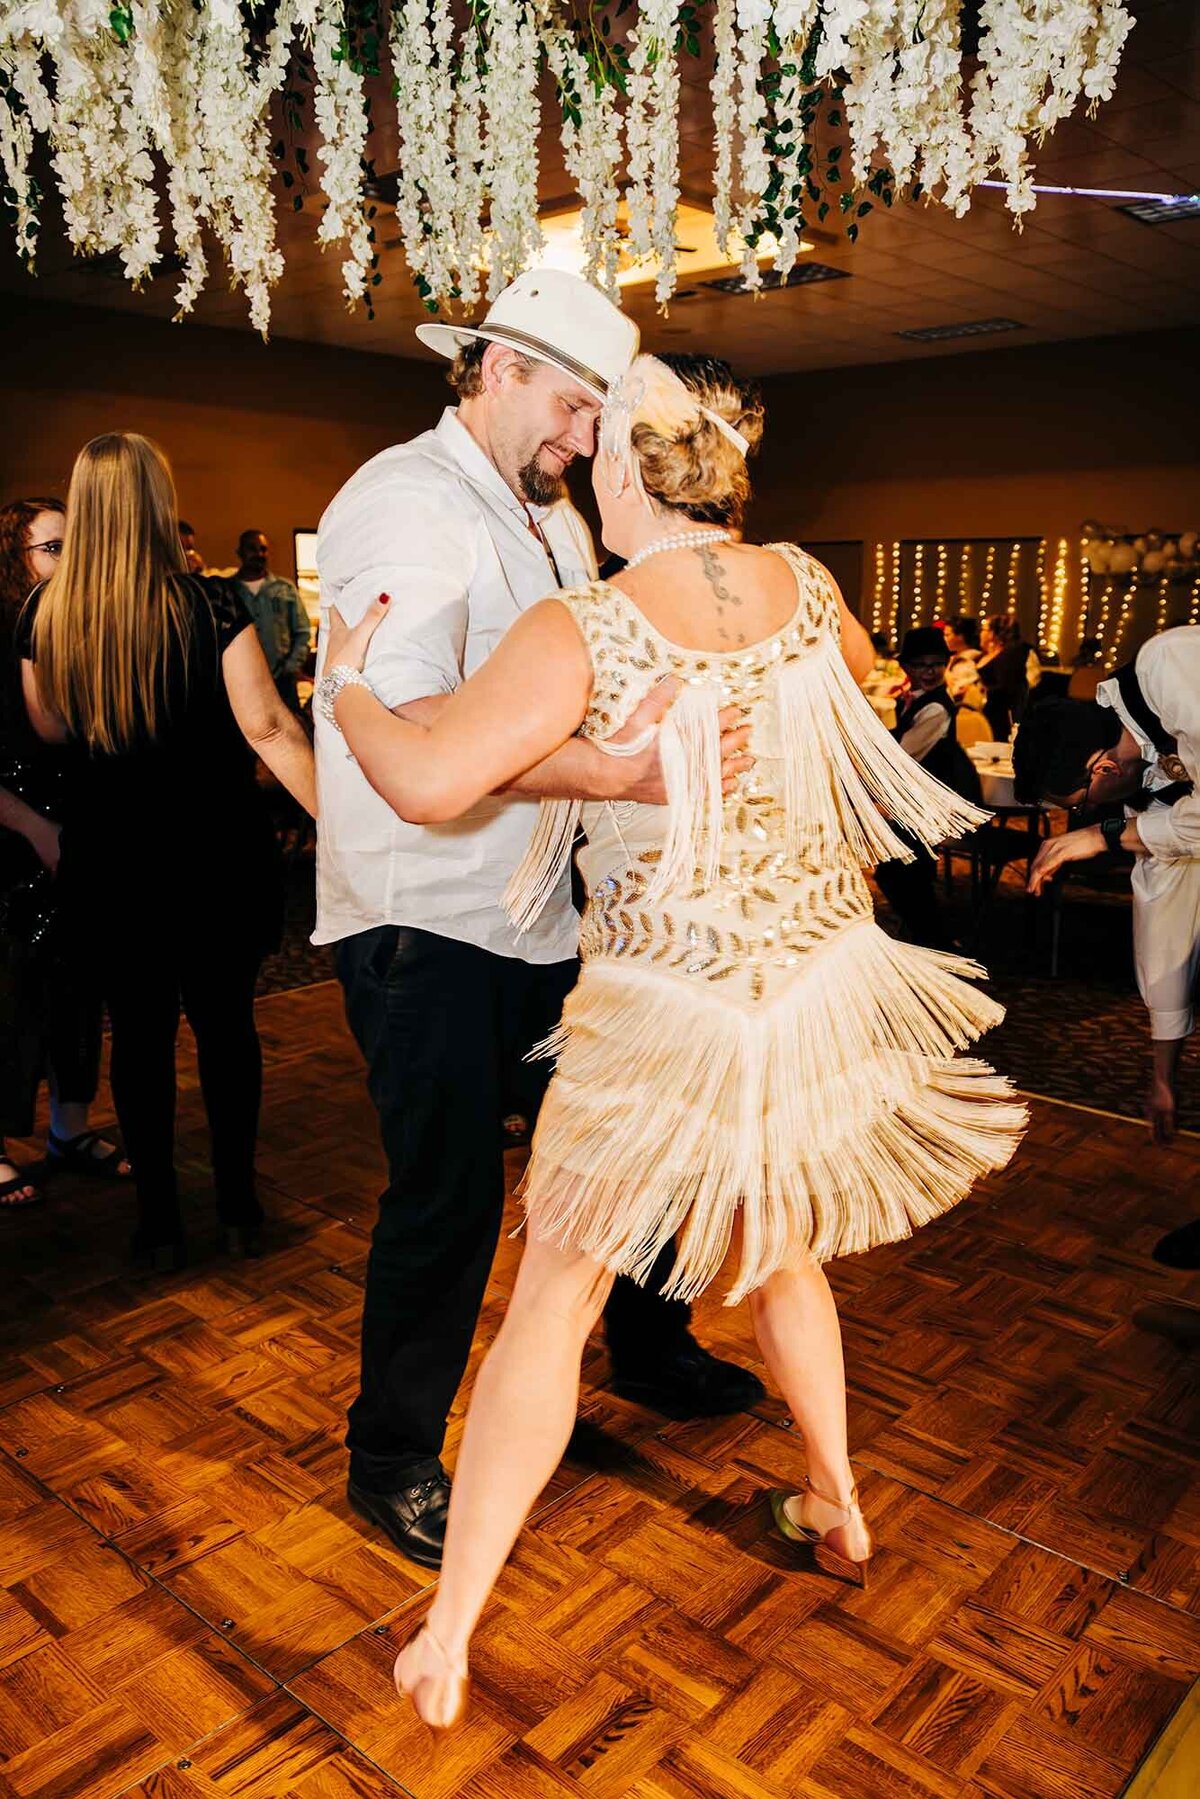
[434,407,560,526]
[435,408,529,519]
[1097,672,1162,791]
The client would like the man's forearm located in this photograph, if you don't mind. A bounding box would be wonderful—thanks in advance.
[506,734,619,801]
[392,693,617,801]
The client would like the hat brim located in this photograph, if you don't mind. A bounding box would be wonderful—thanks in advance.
[414,320,610,399]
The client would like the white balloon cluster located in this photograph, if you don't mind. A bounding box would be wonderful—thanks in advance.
[1081,521,1200,579]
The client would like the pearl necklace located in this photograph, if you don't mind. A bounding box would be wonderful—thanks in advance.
[624,528,731,572]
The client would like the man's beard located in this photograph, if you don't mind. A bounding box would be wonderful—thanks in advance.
[518,451,568,507]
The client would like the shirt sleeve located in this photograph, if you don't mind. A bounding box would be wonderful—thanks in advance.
[1131,632,1200,863]
[318,475,477,708]
[899,706,951,763]
[282,582,312,674]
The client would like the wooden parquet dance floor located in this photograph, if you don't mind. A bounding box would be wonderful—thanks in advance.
[1,980,1199,1799]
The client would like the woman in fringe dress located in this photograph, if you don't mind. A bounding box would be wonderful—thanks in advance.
[318,354,1025,1728]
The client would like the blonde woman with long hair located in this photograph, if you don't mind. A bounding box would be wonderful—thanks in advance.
[319,353,1024,1727]
[21,433,315,1268]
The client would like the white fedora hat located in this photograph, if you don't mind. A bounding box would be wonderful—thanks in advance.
[415,268,639,399]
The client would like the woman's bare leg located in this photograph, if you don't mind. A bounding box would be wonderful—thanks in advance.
[397,1232,613,1717]
[748,1260,870,1554]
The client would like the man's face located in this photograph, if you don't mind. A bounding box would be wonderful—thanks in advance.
[489,359,604,506]
[1053,743,1146,811]
[241,533,269,577]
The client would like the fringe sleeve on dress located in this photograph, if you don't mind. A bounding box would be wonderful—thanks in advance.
[778,636,990,866]
[503,797,582,933]
[644,684,724,902]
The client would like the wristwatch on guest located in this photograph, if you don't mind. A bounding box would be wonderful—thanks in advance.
[315,663,375,731]
[1100,813,1126,856]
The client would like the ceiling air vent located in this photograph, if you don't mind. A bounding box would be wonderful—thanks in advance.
[1116,195,1200,225]
[896,317,1026,342]
[703,261,849,294]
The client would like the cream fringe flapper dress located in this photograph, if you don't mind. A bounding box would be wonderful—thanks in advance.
[504,545,1026,1306]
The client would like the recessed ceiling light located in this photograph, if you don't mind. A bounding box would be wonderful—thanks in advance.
[896,317,1026,342]
[703,262,849,295]
[1116,195,1200,225]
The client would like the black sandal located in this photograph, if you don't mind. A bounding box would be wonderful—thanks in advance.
[47,1129,132,1179]
[0,1165,43,1208]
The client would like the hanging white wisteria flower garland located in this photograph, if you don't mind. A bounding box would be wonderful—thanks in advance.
[0,1,1136,332]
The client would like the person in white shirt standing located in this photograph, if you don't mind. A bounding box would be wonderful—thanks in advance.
[315,271,763,1567]
[1017,626,1200,1265]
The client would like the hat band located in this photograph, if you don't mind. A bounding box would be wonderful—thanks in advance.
[475,322,610,395]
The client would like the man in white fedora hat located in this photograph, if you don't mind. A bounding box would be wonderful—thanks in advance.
[315,269,763,1568]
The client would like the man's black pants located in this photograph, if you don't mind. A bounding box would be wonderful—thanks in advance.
[335,924,691,1492]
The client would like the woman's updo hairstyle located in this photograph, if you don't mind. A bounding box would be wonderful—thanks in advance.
[631,353,763,530]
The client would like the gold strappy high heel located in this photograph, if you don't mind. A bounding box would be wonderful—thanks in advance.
[769,1476,873,1588]
[393,1623,469,1729]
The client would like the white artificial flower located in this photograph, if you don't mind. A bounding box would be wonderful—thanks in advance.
[542,12,624,296]
[0,2,1138,323]
[625,0,681,306]
[483,0,543,298]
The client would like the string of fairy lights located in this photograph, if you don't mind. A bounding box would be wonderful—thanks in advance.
[867,534,1197,659]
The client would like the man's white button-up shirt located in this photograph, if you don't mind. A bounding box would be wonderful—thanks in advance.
[313,408,597,960]
[1098,626,1200,1040]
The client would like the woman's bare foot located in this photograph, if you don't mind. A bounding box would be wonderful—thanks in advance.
[393,1624,468,1729]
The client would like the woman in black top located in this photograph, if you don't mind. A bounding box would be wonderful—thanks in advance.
[978,612,1031,740]
[0,496,131,1206]
[874,627,981,952]
[21,434,316,1265]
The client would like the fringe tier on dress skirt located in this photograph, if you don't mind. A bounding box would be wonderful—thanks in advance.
[519,918,1027,1305]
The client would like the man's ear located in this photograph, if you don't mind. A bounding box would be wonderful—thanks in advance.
[481,342,518,394]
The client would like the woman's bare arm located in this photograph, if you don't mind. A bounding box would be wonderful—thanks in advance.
[21,660,69,744]
[331,598,593,824]
[835,589,874,683]
[222,628,318,817]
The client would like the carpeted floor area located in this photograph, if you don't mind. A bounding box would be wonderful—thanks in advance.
[258,849,1199,1135]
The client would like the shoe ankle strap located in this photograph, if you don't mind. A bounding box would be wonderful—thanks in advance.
[803,1474,860,1517]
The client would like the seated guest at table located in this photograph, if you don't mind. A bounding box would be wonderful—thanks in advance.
[978,612,1037,739]
[0,497,130,1207]
[1016,625,1199,1264]
[874,628,982,952]
[234,530,312,711]
[20,434,317,1268]
[1068,636,1105,702]
[942,613,982,702]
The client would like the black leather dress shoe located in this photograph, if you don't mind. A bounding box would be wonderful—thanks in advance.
[1153,1219,1200,1271]
[610,1342,766,1420]
[347,1473,450,1569]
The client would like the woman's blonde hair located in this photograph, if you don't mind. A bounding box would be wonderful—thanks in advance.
[32,432,191,753]
[633,354,764,529]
